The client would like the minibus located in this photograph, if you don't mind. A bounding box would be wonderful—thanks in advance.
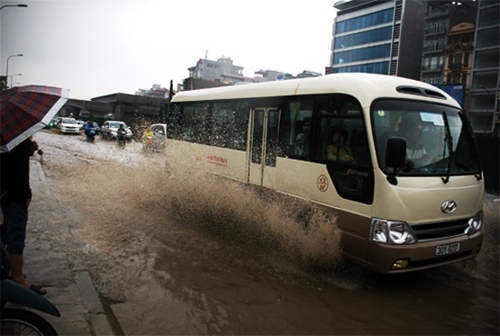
[166,73,484,273]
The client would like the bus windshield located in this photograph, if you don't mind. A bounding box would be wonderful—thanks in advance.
[372,99,481,176]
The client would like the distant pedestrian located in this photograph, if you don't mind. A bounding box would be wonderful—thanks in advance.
[0,137,46,295]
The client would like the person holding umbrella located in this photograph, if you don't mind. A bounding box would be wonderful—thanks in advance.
[1,137,46,294]
[0,85,68,295]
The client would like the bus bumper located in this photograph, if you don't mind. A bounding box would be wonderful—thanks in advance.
[365,232,483,273]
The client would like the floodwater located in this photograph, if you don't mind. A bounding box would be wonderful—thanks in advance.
[35,130,499,335]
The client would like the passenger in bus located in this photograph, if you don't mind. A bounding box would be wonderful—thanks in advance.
[326,127,353,162]
[294,117,311,157]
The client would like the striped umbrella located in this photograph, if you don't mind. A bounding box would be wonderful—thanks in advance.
[0,85,68,153]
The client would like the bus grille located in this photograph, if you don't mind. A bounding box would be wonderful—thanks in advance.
[412,219,469,241]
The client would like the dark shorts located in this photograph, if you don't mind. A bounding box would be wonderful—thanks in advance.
[1,202,28,254]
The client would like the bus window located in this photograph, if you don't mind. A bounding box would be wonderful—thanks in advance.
[316,96,373,204]
[318,95,362,115]
[372,100,481,176]
[167,103,183,140]
[283,100,313,159]
[265,109,281,166]
[210,101,249,150]
[182,102,210,143]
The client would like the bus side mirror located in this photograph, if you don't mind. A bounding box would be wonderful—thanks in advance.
[385,137,414,185]
[385,137,407,169]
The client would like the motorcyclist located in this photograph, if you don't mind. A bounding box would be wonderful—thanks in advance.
[141,126,155,151]
[84,121,97,142]
[117,124,127,147]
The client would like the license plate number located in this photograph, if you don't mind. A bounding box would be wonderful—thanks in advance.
[436,243,460,256]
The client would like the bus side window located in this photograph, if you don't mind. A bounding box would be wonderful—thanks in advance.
[167,103,182,140]
[325,126,353,163]
[285,100,313,160]
[350,128,371,167]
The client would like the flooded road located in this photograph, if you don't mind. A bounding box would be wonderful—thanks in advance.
[35,130,499,335]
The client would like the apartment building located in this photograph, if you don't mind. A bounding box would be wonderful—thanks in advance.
[188,56,245,84]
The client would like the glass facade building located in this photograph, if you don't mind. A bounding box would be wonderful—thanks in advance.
[329,0,425,80]
[468,0,499,134]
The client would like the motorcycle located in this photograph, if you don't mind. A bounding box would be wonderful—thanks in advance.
[117,135,126,149]
[1,242,60,335]
[85,128,96,143]
[142,135,155,153]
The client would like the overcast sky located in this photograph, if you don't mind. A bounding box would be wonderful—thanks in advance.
[1,0,336,100]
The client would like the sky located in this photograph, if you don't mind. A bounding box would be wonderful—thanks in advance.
[1,0,337,100]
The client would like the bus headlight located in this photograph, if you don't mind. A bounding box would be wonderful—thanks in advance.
[465,211,483,235]
[370,219,416,245]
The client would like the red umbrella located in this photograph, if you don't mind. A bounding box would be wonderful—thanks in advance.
[0,85,68,153]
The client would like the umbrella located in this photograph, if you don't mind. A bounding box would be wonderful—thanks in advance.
[0,85,69,153]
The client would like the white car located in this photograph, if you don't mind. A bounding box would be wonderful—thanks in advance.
[59,117,81,134]
[75,119,85,130]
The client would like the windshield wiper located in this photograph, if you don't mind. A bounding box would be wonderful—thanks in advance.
[442,111,453,184]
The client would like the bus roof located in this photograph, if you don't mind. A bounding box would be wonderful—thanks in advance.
[171,73,460,108]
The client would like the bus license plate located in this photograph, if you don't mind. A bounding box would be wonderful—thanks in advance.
[436,243,460,256]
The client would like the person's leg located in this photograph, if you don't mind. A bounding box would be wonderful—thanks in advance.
[2,202,28,283]
[9,254,27,285]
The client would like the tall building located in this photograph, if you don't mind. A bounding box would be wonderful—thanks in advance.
[328,0,425,80]
[468,0,499,135]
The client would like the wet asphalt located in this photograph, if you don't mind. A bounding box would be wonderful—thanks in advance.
[17,153,499,336]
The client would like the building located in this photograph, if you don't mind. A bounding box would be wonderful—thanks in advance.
[421,0,477,86]
[188,56,248,85]
[254,70,293,81]
[442,22,475,108]
[185,56,324,90]
[135,84,171,99]
[328,0,425,80]
[468,0,499,135]
[63,93,166,132]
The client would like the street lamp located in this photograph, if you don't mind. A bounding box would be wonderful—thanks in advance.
[5,54,23,89]
[8,73,22,87]
[0,4,28,11]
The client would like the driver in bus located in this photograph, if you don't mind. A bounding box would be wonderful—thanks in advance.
[400,124,431,166]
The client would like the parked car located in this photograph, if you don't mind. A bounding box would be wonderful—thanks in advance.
[45,117,59,129]
[76,120,85,130]
[53,117,63,128]
[100,120,133,141]
[59,117,81,134]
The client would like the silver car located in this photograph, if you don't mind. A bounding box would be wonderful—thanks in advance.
[100,120,133,141]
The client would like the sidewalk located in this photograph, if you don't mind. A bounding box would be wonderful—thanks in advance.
[22,160,120,335]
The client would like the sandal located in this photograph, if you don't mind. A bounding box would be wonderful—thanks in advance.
[29,284,47,295]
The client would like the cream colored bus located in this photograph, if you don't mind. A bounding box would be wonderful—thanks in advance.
[166,73,484,273]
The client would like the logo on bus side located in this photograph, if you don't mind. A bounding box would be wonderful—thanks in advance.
[317,174,328,192]
[441,200,457,214]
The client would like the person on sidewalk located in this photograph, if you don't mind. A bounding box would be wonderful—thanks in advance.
[0,137,46,295]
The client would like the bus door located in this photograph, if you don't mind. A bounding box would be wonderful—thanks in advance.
[248,107,281,187]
